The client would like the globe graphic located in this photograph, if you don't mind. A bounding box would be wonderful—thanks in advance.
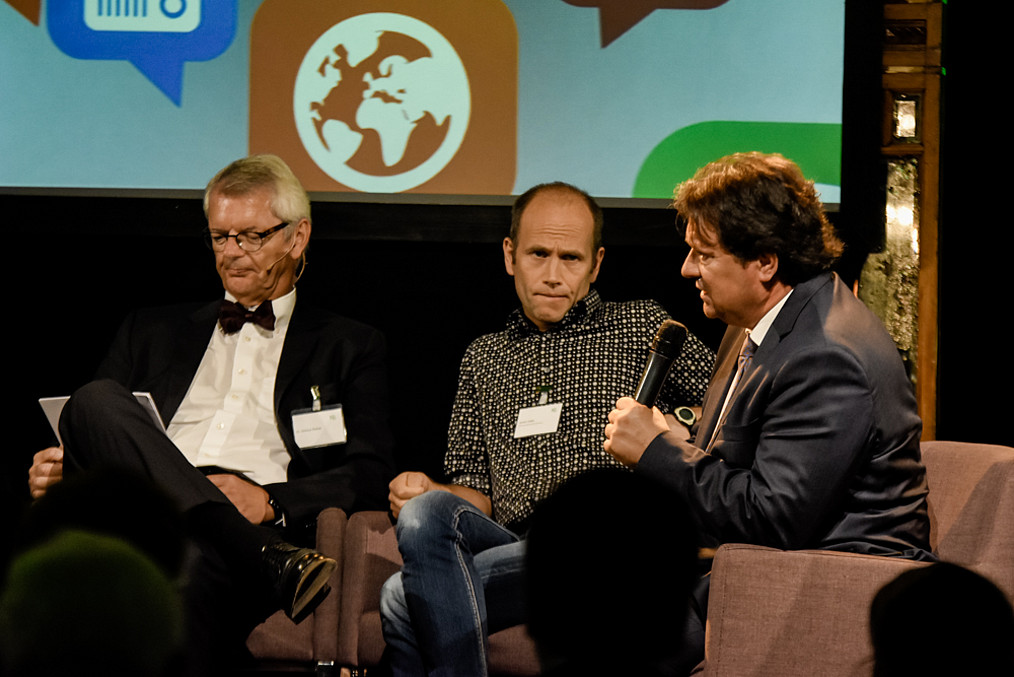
[293,13,471,193]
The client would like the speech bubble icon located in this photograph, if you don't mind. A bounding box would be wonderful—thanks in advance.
[563,0,729,47]
[47,0,237,105]
[3,0,41,25]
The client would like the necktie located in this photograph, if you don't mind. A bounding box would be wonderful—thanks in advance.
[706,334,757,452]
[218,299,275,334]
[731,335,757,392]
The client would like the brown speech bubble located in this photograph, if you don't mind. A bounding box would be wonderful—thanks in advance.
[3,0,41,24]
[563,0,729,47]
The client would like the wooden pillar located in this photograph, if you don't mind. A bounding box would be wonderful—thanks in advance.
[880,1,942,439]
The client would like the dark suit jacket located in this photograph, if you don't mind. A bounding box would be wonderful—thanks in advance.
[94,298,395,529]
[638,273,931,558]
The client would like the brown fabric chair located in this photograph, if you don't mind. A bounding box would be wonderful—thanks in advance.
[337,510,540,676]
[921,440,1014,597]
[698,440,1014,676]
[245,507,347,670]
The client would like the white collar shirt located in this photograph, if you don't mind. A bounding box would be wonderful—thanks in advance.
[713,289,795,439]
[747,288,794,349]
[166,288,296,485]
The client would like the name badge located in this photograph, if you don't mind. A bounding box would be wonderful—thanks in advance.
[292,404,347,449]
[513,403,563,439]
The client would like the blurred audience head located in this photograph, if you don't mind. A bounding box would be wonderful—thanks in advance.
[525,468,699,676]
[14,467,186,579]
[871,561,1014,675]
[0,529,184,677]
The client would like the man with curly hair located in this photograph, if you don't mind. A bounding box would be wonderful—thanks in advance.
[605,152,933,672]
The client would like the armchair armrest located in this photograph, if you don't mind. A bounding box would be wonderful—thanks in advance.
[701,544,929,677]
[337,510,402,669]
[246,507,347,664]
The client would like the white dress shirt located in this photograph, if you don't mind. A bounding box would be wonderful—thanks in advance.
[166,289,295,485]
[747,289,794,349]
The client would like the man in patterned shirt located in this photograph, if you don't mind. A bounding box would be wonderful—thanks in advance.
[379,181,714,676]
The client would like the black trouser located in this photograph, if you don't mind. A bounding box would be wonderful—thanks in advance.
[58,379,287,677]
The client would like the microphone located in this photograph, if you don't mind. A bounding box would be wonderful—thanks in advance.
[265,237,298,273]
[634,320,688,406]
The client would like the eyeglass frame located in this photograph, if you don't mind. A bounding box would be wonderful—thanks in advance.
[204,222,290,252]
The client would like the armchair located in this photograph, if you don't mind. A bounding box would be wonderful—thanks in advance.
[698,440,1014,676]
[336,510,540,676]
[245,507,347,674]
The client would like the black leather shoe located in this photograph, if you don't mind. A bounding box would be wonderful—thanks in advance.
[261,542,338,623]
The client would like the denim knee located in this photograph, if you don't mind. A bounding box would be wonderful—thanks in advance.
[380,572,408,622]
[395,491,469,552]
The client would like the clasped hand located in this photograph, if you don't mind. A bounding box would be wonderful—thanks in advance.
[388,471,436,519]
[207,473,275,524]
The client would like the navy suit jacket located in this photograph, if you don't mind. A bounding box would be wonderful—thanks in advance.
[638,273,931,558]
[93,298,395,529]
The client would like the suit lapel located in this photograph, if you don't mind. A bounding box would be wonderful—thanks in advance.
[694,274,835,450]
[696,327,748,448]
[765,274,833,345]
[159,301,219,422]
[274,300,322,419]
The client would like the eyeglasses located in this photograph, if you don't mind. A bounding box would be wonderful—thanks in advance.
[204,222,289,252]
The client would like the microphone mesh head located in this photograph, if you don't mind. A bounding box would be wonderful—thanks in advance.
[651,320,688,358]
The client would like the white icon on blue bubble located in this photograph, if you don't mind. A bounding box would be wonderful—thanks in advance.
[48,0,235,105]
[84,0,201,33]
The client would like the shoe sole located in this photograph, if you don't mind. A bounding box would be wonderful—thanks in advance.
[290,556,338,622]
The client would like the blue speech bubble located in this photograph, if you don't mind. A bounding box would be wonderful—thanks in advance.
[47,0,236,105]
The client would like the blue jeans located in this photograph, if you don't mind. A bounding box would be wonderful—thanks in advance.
[380,491,527,677]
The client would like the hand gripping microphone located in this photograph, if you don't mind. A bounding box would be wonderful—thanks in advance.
[634,320,689,406]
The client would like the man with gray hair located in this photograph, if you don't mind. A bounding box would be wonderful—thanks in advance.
[28,154,395,673]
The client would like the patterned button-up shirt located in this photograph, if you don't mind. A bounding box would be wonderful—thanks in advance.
[445,290,714,532]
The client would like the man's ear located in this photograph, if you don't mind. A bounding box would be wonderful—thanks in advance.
[503,237,516,277]
[289,219,312,260]
[588,247,605,283]
[756,252,779,283]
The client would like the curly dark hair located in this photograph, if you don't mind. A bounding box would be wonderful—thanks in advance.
[673,152,843,286]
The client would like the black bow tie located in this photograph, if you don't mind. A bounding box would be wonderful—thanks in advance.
[218,299,275,334]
